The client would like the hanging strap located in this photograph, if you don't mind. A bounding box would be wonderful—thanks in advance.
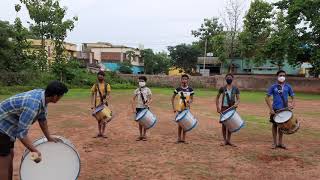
[223,86,234,108]
[96,82,108,106]
[277,85,288,108]
[139,88,147,105]
[180,91,187,109]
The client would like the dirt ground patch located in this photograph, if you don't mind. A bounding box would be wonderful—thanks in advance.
[11,91,320,180]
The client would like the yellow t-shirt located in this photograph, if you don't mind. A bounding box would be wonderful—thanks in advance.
[91,82,111,106]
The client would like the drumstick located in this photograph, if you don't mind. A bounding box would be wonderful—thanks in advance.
[220,105,235,114]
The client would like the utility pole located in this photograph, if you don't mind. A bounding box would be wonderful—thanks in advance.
[203,38,207,70]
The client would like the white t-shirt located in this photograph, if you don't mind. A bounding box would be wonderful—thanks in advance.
[134,87,152,108]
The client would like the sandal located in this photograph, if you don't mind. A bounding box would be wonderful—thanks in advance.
[136,137,143,141]
[271,144,277,149]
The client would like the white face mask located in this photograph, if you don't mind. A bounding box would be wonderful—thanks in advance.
[278,76,285,83]
[139,82,146,87]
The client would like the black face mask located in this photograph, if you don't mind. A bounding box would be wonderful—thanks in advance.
[226,79,233,84]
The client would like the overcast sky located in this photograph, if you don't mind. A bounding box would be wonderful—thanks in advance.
[0,0,278,51]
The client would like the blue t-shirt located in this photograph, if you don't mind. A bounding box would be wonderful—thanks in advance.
[267,83,295,110]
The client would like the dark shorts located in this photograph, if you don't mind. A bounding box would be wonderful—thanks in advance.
[0,132,14,156]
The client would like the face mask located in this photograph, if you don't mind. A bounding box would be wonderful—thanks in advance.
[278,76,285,83]
[226,79,233,84]
[139,82,146,87]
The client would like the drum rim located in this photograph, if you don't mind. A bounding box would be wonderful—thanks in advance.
[19,136,81,180]
[135,108,149,121]
[183,119,198,132]
[274,110,293,124]
[175,109,189,122]
[220,108,236,123]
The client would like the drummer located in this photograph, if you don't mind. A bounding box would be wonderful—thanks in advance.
[265,70,295,149]
[0,81,68,180]
[131,76,152,141]
[216,73,240,147]
[90,71,112,138]
[171,74,194,144]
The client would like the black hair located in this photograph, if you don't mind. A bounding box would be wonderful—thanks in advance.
[225,73,234,78]
[276,70,286,76]
[138,76,147,82]
[97,71,105,76]
[181,74,189,79]
[45,81,68,97]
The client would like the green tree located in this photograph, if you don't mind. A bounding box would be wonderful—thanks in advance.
[119,61,133,74]
[191,17,223,53]
[141,49,172,74]
[168,44,201,74]
[20,0,55,71]
[276,0,320,76]
[21,0,78,80]
[239,0,273,64]
[126,50,135,61]
[263,11,290,70]
[141,49,155,74]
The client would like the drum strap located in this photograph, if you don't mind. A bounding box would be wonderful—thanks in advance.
[96,82,109,107]
[180,91,187,109]
[223,86,234,107]
[277,85,288,108]
[139,88,147,105]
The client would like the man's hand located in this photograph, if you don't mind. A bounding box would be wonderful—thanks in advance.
[30,150,42,163]
[269,109,275,115]
[47,136,62,143]
[217,107,221,113]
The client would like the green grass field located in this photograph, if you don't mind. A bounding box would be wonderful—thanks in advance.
[1,87,320,102]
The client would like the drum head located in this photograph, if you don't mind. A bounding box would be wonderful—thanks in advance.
[20,141,80,180]
[175,110,188,122]
[274,111,293,123]
[220,109,235,122]
[136,109,148,121]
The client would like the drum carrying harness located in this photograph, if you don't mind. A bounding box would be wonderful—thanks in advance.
[277,84,288,109]
[222,86,236,109]
[95,81,109,107]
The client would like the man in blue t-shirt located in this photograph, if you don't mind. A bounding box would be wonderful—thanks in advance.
[265,70,295,149]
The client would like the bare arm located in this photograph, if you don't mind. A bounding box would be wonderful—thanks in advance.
[171,94,177,113]
[91,92,95,109]
[289,96,295,109]
[265,95,274,114]
[216,93,221,113]
[19,135,39,153]
[235,94,240,107]
[39,120,60,142]
[106,91,111,102]
[131,95,137,113]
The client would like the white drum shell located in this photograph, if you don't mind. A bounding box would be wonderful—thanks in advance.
[20,135,80,180]
[136,109,157,129]
[175,110,198,132]
[220,110,245,133]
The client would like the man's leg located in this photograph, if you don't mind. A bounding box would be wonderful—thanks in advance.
[137,124,143,141]
[272,123,278,148]
[142,127,147,141]
[101,120,107,138]
[177,126,182,142]
[182,130,186,143]
[278,128,286,149]
[9,149,14,180]
[222,124,227,145]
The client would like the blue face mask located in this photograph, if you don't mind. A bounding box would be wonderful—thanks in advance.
[226,79,233,84]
